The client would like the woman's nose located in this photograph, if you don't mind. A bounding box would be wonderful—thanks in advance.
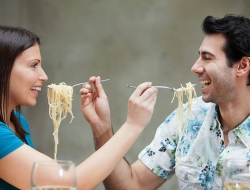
[39,69,48,82]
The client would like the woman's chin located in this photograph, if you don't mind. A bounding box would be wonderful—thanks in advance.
[24,101,37,107]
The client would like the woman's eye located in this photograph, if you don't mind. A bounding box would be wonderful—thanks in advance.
[31,63,38,68]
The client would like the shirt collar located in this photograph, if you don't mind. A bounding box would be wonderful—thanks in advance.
[233,116,250,148]
[213,105,250,148]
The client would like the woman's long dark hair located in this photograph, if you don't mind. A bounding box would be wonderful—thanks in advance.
[0,25,40,142]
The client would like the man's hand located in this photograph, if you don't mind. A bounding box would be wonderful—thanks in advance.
[80,76,111,137]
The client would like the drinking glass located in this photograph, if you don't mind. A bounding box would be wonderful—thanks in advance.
[31,160,77,190]
[223,158,250,190]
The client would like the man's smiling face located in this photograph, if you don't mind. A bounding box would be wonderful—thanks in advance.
[191,34,237,104]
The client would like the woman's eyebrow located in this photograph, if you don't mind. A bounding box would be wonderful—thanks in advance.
[28,59,41,62]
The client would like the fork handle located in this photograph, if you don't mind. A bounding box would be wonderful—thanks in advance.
[72,78,111,87]
[151,86,174,91]
[127,85,174,91]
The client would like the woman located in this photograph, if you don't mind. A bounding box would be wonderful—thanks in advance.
[0,25,158,189]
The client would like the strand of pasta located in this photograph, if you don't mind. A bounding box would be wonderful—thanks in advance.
[47,83,74,160]
[171,82,197,168]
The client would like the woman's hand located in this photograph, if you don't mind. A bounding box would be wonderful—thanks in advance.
[126,82,158,129]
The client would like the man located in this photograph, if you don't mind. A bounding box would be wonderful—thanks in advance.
[81,14,250,189]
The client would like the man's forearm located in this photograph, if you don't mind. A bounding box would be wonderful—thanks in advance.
[93,125,114,150]
[103,158,137,190]
[93,125,138,190]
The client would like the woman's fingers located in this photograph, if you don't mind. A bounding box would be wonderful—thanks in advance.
[130,82,158,104]
[129,82,152,99]
[142,88,158,108]
[126,82,158,128]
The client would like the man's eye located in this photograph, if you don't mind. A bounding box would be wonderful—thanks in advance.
[204,57,211,60]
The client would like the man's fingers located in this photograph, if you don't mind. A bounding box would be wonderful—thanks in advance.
[93,76,107,98]
[79,83,92,96]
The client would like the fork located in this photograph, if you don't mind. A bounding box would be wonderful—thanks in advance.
[47,78,111,88]
[127,85,175,91]
[127,84,196,91]
[72,78,110,87]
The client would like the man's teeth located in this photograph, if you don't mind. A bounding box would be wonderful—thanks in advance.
[200,80,211,85]
[30,87,41,91]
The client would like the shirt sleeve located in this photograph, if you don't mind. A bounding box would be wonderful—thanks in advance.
[18,113,34,148]
[0,123,24,159]
[138,109,179,179]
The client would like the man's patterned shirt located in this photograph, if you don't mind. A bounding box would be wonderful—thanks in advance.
[139,96,250,190]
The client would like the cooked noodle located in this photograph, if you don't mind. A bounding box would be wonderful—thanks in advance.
[47,83,74,160]
[171,82,197,167]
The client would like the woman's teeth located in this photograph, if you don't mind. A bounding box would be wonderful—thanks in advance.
[30,87,41,91]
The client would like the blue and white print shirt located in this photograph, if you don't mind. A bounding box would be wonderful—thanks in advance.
[139,96,250,190]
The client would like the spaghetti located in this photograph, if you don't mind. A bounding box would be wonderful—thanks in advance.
[47,83,75,160]
[171,82,197,167]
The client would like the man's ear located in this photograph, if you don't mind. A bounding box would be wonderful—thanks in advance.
[236,56,250,76]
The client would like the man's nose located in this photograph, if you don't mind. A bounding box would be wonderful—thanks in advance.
[191,58,203,74]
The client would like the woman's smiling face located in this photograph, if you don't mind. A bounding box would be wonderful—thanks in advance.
[9,43,48,109]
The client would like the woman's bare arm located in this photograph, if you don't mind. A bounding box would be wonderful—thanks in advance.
[0,78,158,190]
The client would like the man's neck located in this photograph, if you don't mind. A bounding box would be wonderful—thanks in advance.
[218,97,250,132]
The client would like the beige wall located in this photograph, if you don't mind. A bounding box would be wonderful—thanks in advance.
[1,1,250,189]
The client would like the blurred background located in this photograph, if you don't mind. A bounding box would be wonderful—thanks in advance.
[1,0,250,189]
